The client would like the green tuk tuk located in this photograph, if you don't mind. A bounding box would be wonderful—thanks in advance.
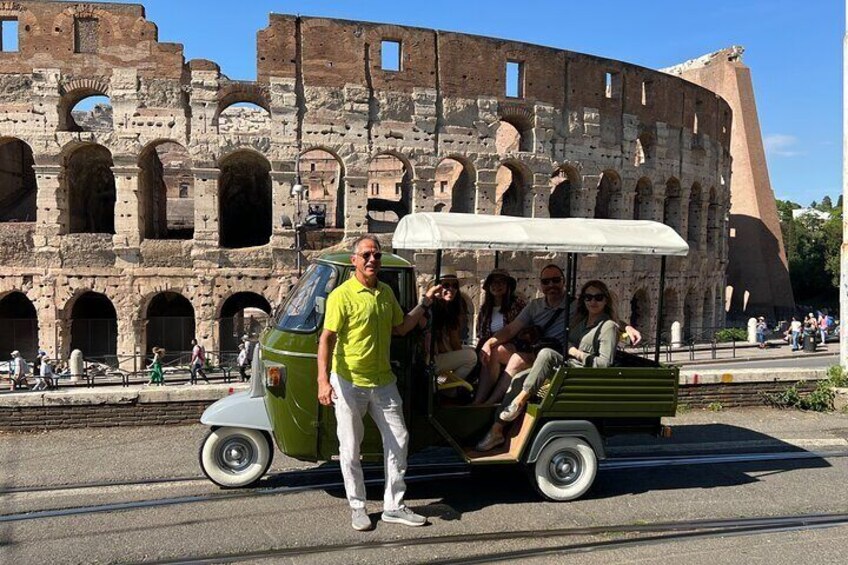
[199,213,687,501]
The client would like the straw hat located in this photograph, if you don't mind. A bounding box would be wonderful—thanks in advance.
[438,265,459,281]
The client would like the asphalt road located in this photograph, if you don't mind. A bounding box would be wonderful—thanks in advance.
[1,409,848,564]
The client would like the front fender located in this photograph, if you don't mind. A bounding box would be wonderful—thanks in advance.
[200,391,272,431]
[525,420,606,464]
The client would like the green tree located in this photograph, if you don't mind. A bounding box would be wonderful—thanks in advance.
[820,195,833,211]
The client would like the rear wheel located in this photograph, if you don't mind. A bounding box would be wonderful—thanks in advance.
[199,427,273,488]
[532,437,597,501]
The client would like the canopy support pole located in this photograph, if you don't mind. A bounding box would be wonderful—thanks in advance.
[494,250,500,269]
[654,256,667,364]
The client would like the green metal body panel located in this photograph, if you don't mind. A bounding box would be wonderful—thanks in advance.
[540,366,679,418]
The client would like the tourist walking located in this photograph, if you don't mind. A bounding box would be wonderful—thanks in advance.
[789,317,802,351]
[189,339,209,384]
[33,351,52,391]
[146,347,165,386]
[237,343,250,382]
[317,234,440,532]
[9,350,29,391]
[817,312,829,345]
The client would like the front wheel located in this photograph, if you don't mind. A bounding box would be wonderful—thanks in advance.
[532,437,597,501]
[199,427,273,488]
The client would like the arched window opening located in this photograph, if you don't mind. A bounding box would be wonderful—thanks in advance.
[595,171,621,219]
[219,293,272,353]
[630,289,651,332]
[634,132,653,167]
[634,177,653,220]
[663,178,682,234]
[435,158,473,214]
[495,162,525,217]
[367,154,412,233]
[145,292,195,359]
[66,95,112,132]
[298,149,344,229]
[218,102,271,134]
[69,292,117,360]
[0,292,38,359]
[687,183,703,249]
[707,188,720,253]
[65,144,116,234]
[495,118,532,153]
[549,167,578,218]
[0,138,37,222]
[661,288,678,341]
[219,151,272,248]
[139,142,193,240]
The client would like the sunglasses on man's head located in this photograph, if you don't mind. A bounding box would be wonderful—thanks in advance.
[540,276,563,286]
[582,293,606,302]
[356,251,383,261]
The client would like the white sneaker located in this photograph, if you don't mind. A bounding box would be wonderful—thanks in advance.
[499,399,524,422]
[474,430,505,452]
[381,506,427,527]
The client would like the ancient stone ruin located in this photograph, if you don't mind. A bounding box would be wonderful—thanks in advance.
[0,1,732,361]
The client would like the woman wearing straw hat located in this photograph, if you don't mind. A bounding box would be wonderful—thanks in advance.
[473,269,525,404]
[428,266,478,388]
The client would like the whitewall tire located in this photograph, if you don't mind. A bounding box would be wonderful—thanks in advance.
[200,427,273,488]
[533,437,597,501]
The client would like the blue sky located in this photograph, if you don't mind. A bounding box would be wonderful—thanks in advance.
[106,0,841,204]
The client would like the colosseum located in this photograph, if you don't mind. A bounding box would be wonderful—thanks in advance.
[0,1,732,364]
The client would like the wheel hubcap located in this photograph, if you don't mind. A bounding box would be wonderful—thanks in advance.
[548,451,582,486]
[217,436,256,473]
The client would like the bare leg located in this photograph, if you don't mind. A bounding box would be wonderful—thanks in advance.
[484,351,533,404]
[474,344,515,404]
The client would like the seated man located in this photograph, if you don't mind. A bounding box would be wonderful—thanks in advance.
[478,266,640,406]
[475,280,622,452]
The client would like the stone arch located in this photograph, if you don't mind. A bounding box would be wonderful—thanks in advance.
[58,80,112,132]
[435,156,476,214]
[497,105,533,152]
[67,291,118,359]
[687,182,703,249]
[216,83,271,116]
[366,152,413,232]
[550,165,580,218]
[495,159,529,217]
[633,177,653,220]
[663,177,682,235]
[144,291,195,357]
[707,187,720,253]
[63,143,116,234]
[594,170,621,219]
[218,292,272,352]
[218,149,272,248]
[0,137,37,223]
[138,140,194,240]
[630,288,651,332]
[0,291,38,359]
[299,148,346,229]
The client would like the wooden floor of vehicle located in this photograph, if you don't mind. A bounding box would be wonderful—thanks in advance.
[464,412,536,462]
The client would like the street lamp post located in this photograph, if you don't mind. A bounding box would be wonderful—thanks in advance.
[291,175,304,277]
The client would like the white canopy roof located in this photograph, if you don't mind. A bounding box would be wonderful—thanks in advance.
[392,213,689,256]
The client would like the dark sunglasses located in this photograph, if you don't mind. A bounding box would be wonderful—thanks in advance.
[540,277,563,286]
[441,281,459,290]
[356,251,383,261]
[582,293,607,302]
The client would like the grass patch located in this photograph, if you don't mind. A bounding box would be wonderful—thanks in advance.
[762,365,846,412]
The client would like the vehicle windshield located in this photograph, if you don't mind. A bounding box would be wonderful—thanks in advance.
[275,263,338,332]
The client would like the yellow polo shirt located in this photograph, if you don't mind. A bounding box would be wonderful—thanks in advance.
[324,276,404,387]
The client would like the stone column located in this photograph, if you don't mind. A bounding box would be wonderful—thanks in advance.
[32,163,63,266]
[344,173,369,236]
[115,301,139,372]
[191,167,220,267]
[531,172,550,218]
[270,169,298,270]
[414,164,436,214]
[111,164,142,266]
[34,292,60,362]
[476,168,498,215]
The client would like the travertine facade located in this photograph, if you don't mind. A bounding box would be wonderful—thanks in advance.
[0,1,732,361]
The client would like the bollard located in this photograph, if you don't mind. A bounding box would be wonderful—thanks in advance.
[671,321,682,349]
[747,317,758,344]
[69,349,83,382]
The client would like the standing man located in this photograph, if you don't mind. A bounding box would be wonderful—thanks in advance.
[189,338,209,384]
[318,235,440,532]
[9,350,29,391]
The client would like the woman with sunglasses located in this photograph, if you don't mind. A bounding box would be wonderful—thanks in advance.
[429,267,478,388]
[473,269,525,404]
[475,280,620,452]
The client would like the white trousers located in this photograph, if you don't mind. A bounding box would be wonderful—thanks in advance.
[330,373,409,511]
[435,346,478,380]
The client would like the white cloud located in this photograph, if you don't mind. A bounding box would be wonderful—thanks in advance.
[764,133,803,157]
